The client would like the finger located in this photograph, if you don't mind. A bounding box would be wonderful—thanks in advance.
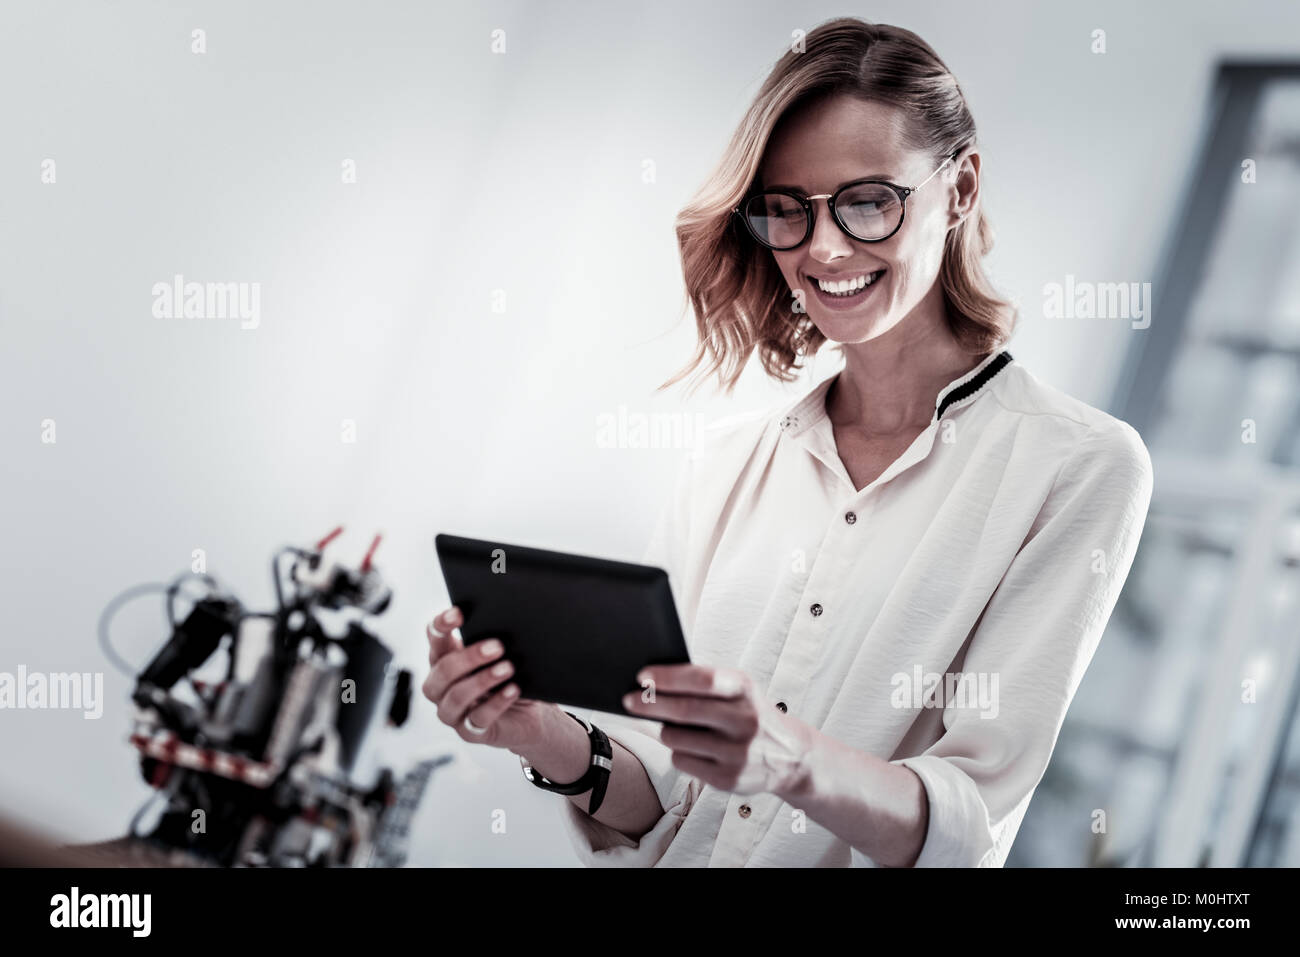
[623,691,758,739]
[659,723,748,763]
[669,750,725,788]
[637,663,747,699]
[440,657,516,726]
[426,607,464,661]
[459,682,521,739]
[429,631,464,668]
[423,637,505,704]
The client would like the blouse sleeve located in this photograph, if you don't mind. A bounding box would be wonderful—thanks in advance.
[558,450,702,866]
[884,421,1154,867]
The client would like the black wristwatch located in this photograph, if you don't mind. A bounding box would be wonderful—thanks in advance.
[520,711,613,815]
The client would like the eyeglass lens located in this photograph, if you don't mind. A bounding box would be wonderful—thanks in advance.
[743,184,903,247]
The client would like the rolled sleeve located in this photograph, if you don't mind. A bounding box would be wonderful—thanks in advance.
[888,422,1154,867]
[889,753,1020,867]
[558,712,696,866]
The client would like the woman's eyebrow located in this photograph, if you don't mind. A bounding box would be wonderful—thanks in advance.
[763,174,896,192]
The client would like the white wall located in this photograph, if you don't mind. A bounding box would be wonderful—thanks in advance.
[1,0,1297,865]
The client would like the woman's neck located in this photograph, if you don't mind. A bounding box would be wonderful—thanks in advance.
[826,310,984,437]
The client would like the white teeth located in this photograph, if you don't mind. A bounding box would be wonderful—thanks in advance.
[816,271,880,295]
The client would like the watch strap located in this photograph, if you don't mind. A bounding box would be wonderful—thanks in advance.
[520,711,613,814]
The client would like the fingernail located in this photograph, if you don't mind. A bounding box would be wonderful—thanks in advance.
[622,693,637,709]
[714,674,741,696]
[503,684,519,698]
[491,661,511,677]
[636,670,650,685]
[481,639,502,656]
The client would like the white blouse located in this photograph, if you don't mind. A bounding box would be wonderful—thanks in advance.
[559,350,1154,866]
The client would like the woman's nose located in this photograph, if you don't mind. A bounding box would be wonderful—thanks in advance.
[807,197,856,262]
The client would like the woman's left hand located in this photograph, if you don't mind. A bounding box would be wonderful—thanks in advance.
[622,663,815,797]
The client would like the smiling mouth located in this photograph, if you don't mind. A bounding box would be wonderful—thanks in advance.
[810,270,885,298]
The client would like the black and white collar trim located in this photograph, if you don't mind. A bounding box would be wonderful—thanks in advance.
[777,349,1014,436]
[934,350,1013,421]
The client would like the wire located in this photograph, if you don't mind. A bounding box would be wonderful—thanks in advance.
[97,583,170,677]
[99,572,239,678]
[127,792,159,838]
[128,772,180,839]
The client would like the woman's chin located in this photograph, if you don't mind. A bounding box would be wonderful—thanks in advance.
[809,311,896,345]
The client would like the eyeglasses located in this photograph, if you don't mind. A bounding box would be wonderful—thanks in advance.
[732,149,959,250]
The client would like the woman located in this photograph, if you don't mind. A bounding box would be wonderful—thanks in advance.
[422,17,1153,867]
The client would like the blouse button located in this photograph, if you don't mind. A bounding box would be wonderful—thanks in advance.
[845,511,857,525]
[738,804,752,819]
[810,603,823,617]
[775,701,787,713]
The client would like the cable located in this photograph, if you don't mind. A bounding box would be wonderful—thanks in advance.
[98,573,236,677]
[97,583,170,677]
[127,791,159,839]
[127,772,180,839]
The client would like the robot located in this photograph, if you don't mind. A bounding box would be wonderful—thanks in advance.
[94,527,448,867]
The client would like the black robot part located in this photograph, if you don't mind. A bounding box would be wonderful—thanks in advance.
[388,669,413,728]
[133,596,239,704]
[334,622,393,775]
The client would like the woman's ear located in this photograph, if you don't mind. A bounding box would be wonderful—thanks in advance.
[947,149,980,230]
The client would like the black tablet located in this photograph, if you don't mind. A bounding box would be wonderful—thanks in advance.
[434,533,691,717]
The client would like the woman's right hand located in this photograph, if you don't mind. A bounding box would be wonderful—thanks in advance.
[422,606,554,751]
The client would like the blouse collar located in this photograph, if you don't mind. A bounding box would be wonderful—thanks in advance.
[776,349,1015,439]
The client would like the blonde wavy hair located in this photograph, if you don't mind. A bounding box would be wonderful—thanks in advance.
[661,17,1017,395]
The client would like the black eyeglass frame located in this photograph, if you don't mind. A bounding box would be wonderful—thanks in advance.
[731,148,962,250]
